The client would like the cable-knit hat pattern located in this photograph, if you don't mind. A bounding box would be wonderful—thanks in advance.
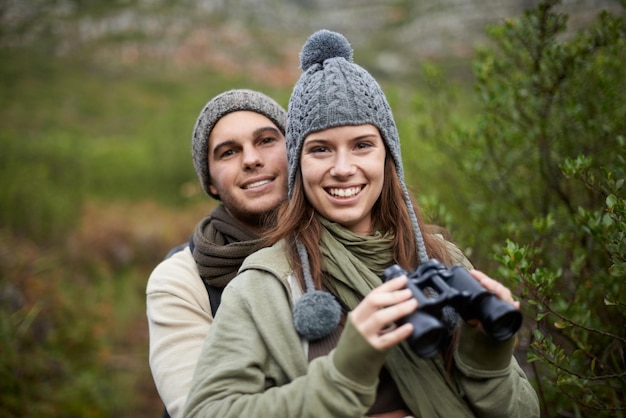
[192,89,286,199]
[288,30,429,341]
[287,31,407,200]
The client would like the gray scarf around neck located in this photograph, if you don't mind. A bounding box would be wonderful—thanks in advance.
[191,204,265,288]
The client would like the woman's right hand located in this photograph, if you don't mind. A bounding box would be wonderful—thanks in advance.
[349,275,418,351]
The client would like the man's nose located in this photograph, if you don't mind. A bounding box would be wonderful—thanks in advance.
[243,147,263,170]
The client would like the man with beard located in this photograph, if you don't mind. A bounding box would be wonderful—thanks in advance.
[146,89,287,418]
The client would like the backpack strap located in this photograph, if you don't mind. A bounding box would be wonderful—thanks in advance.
[164,235,222,317]
[206,285,222,317]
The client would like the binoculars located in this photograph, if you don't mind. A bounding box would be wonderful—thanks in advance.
[383,259,522,358]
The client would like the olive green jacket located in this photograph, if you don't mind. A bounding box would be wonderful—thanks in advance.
[183,241,539,418]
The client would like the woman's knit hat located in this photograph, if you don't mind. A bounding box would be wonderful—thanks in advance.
[192,89,287,199]
[287,30,429,340]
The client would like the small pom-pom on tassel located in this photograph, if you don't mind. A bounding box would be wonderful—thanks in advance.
[293,290,341,341]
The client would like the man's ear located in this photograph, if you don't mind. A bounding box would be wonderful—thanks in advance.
[208,182,219,198]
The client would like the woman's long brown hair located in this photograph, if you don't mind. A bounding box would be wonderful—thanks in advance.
[264,155,454,289]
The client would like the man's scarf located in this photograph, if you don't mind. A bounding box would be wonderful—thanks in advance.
[192,204,265,288]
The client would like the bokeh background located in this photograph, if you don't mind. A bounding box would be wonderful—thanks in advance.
[1,1,624,417]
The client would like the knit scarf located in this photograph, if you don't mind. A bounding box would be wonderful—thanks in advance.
[192,204,265,288]
[318,218,474,418]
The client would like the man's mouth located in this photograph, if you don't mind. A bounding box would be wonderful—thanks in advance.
[327,186,363,198]
[243,179,272,190]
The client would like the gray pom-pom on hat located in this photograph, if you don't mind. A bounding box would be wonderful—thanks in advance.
[299,29,353,71]
[191,89,286,199]
[288,30,431,340]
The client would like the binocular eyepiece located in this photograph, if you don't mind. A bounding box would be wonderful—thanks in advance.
[383,259,522,358]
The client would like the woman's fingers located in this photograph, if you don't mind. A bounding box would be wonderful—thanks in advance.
[351,276,412,319]
[350,276,418,350]
[469,269,520,309]
[374,322,414,350]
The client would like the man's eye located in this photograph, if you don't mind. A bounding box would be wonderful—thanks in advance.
[260,136,276,145]
[219,149,236,159]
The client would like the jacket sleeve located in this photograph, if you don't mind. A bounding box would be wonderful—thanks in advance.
[442,240,539,417]
[453,324,540,418]
[183,269,387,418]
[146,248,213,418]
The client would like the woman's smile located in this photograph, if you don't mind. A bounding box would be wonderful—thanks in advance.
[326,185,364,199]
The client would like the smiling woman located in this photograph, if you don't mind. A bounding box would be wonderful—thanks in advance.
[183,30,539,418]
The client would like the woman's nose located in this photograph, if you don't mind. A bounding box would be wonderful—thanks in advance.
[330,153,356,177]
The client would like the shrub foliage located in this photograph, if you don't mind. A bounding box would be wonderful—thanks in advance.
[453,1,625,415]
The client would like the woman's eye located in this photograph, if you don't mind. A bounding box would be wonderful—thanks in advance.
[309,146,328,154]
[356,141,373,150]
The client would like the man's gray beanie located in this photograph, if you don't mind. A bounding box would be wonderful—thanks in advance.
[286,30,430,341]
[191,89,286,199]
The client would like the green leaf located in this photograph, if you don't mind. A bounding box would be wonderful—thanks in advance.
[606,194,617,209]
[554,321,570,329]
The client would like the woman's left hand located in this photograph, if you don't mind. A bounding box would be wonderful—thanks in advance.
[469,269,520,309]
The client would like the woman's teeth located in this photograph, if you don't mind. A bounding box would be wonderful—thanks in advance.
[328,187,361,198]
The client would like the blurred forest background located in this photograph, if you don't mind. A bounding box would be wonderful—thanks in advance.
[1,0,624,417]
